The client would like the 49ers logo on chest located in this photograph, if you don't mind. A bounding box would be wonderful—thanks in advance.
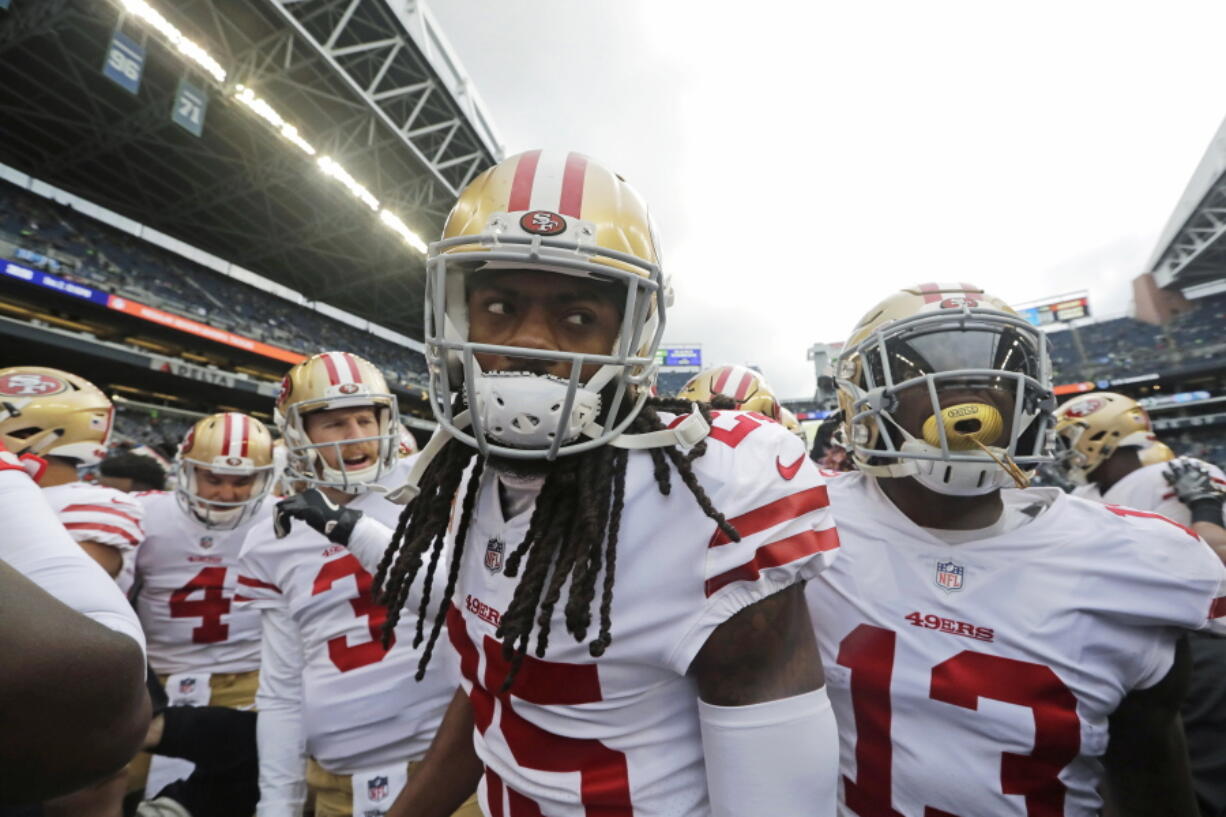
[519,210,566,236]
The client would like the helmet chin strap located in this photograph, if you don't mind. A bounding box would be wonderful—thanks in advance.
[387,399,712,505]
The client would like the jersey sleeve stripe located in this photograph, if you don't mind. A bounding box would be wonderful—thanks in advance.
[237,574,282,593]
[233,594,256,603]
[60,504,142,527]
[1211,596,1226,620]
[705,527,840,597]
[63,521,140,545]
[709,484,830,548]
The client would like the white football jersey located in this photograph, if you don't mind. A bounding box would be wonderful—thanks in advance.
[133,490,267,675]
[42,481,144,551]
[808,471,1226,817]
[237,460,458,774]
[450,411,839,817]
[1072,457,1226,527]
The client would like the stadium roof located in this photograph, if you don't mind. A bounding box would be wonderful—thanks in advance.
[1146,112,1226,291]
[0,0,501,336]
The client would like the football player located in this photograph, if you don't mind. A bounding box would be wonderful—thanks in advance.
[677,363,784,418]
[1053,391,1226,559]
[0,366,148,816]
[0,439,148,805]
[808,283,1226,816]
[278,151,841,817]
[126,412,275,805]
[1053,392,1226,816]
[0,366,144,578]
[236,352,466,817]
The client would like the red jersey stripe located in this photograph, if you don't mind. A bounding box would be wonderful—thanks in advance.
[1211,596,1226,619]
[558,152,588,218]
[733,371,755,402]
[508,149,542,211]
[341,352,363,383]
[236,574,282,593]
[64,521,140,545]
[320,353,341,385]
[705,527,840,596]
[712,366,733,395]
[710,484,831,548]
[60,504,142,527]
[484,768,505,817]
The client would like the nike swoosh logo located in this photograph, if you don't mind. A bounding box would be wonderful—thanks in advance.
[776,453,806,481]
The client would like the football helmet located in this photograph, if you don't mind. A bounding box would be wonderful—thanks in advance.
[397,422,419,457]
[677,365,782,419]
[275,352,399,492]
[1051,392,1155,485]
[778,407,807,442]
[424,149,671,459]
[175,412,275,529]
[0,366,113,467]
[835,283,1054,495]
[1139,440,1176,467]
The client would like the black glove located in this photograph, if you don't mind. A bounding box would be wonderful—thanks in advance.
[273,489,362,544]
[1163,459,1225,525]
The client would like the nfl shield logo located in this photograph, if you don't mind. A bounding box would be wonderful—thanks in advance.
[199,536,214,550]
[367,775,389,803]
[936,561,964,592]
[179,677,196,695]
[485,537,504,574]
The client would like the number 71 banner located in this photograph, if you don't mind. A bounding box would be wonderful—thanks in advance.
[172,77,208,138]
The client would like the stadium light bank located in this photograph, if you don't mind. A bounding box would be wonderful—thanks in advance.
[117,0,431,256]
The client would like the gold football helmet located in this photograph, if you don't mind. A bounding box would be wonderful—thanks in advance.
[176,412,275,529]
[1139,440,1176,467]
[275,352,399,492]
[677,365,782,419]
[0,366,113,467]
[1052,392,1155,485]
[425,149,671,459]
[835,283,1054,495]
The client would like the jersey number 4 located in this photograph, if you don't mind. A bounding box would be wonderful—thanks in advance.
[169,566,231,644]
[838,624,1080,817]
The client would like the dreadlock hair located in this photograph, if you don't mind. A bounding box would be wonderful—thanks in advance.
[374,395,739,690]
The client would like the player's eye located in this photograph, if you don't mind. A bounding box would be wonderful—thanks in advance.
[485,299,510,315]
[564,310,594,327]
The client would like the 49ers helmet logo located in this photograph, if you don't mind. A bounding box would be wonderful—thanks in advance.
[519,210,567,236]
[0,373,66,396]
[939,296,980,309]
[1063,396,1106,418]
[338,383,360,395]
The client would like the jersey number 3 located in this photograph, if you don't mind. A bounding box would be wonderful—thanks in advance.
[838,624,1080,817]
[312,554,396,672]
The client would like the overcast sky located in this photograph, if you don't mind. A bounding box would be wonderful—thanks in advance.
[427,1,1226,398]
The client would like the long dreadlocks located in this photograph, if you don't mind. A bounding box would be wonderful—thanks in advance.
[374,396,740,689]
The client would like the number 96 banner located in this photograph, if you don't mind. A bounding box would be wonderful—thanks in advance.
[173,77,208,138]
[102,29,145,95]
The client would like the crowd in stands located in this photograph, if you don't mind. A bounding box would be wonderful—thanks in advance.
[112,406,195,460]
[655,369,695,396]
[1046,291,1226,383]
[0,182,427,387]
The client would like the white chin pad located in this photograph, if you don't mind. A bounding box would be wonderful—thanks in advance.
[471,372,602,450]
[899,439,1014,496]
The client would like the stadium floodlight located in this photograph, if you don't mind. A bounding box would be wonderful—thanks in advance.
[379,210,429,254]
[118,0,226,83]
[318,157,380,212]
[233,85,316,156]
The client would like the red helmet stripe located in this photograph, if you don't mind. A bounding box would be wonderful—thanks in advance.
[558,152,588,218]
[733,371,755,402]
[240,414,250,457]
[341,353,363,383]
[712,366,733,395]
[320,353,341,385]
[917,282,942,303]
[508,149,543,212]
[222,412,234,456]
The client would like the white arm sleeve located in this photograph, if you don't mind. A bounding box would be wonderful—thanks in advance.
[347,514,396,575]
[0,470,145,658]
[254,600,309,817]
[699,687,839,817]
